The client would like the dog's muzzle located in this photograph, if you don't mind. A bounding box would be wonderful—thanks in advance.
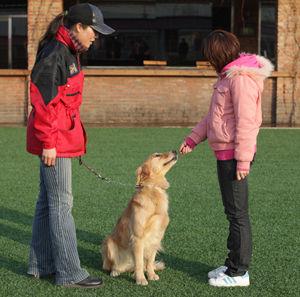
[163,150,178,166]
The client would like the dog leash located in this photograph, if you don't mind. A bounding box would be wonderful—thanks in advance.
[78,157,131,187]
[78,154,184,189]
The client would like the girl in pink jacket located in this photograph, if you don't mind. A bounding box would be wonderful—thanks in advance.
[180,30,273,287]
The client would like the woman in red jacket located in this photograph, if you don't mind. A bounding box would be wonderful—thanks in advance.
[26,3,114,288]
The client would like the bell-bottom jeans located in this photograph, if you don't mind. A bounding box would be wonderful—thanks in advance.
[28,158,89,285]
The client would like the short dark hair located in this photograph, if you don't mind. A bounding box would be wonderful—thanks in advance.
[202,30,240,73]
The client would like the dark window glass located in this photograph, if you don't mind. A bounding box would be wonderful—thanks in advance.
[0,1,27,12]
[260,0,276,65]
[0,1,27,69]
[0,20,8,68]
[12,17,28,69]
[76,0,231,67]
[233,0,259,53]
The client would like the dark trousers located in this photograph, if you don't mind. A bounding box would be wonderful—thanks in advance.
[217,159,252,277]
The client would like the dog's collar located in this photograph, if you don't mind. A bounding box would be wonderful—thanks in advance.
[135,183,168,191]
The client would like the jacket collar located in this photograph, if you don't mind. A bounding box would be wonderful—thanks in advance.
[221,53,274,79]
[55,25,77,52]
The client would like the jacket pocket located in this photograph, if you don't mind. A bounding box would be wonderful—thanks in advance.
[214,85,229,105]
[211,85,229,119]
[61,83,82,107]
[57,115,85,154]
[66,91,80,97]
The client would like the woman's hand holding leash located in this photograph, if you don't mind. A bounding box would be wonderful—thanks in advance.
[42,148,57,166]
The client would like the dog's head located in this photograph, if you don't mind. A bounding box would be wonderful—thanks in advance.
[135,150,178,189]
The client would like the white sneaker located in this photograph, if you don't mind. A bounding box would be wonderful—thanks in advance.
[208,272,250,287]
[208,266,227,279]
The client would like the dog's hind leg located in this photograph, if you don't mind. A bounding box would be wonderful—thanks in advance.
[101,239,112,271]
[102,237,121,276]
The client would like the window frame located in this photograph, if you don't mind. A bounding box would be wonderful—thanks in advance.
[0,14,27,69]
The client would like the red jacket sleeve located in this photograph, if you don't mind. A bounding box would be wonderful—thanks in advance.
[30,54,62,149]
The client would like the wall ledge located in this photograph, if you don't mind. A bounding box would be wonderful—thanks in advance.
[0,68,292,78]
[0,69,29,76]
[82,67,292,78]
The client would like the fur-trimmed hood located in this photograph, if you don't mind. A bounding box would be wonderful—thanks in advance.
[222,53,274,80]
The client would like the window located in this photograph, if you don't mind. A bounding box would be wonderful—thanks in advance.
[64,0,276,68]
[0,1,27,69]
[76,0,231,67]
[260,0,276,64]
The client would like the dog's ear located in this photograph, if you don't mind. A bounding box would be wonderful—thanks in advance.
[135,164,150,187]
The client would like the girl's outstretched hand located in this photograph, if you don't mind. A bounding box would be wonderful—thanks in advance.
[179,142,193,155]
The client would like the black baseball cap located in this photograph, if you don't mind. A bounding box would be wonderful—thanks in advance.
[67,3,115,35]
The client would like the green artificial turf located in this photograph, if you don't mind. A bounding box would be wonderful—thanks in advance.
[0,127,299,297]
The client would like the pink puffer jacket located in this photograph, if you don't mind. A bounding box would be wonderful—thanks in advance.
[187,54,274,171]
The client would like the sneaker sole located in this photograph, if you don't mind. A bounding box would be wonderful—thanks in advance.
[210,283,250,287]
[209,280,250,287]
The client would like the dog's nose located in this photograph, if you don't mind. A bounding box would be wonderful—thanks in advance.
[172,150,177,155]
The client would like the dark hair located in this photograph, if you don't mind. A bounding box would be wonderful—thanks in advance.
[202,30,240,73]
[38,12,65,52]
[37,12,88,52]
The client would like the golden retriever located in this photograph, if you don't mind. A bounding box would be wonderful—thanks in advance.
[101,150,178,285]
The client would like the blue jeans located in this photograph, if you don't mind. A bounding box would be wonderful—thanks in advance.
[28,158,89,285]
[217,159,252,277]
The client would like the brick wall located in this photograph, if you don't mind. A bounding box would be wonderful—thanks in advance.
[81,74,213,126]
[81,72,275,127]
[0,74,28,125]
[277,0,300,126]
[0,68,275,126]
[28,0,63,70]
[0,0,298,127]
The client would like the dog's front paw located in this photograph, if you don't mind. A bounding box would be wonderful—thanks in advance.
[136,277,148,286]
[110,270,120,277]
[148,272,159,281]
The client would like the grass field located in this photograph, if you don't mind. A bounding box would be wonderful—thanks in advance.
[0,127,299,297]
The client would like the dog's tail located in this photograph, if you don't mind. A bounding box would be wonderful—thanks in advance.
[154,261,165,271]
[101,237,116,271]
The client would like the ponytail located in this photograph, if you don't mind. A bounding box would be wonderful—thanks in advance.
[37,12,66,52]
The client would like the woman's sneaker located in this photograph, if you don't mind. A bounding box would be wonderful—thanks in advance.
[208,266,227,278]
[208,272,250,287]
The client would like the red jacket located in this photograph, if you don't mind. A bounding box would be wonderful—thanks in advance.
[27,26,86,157]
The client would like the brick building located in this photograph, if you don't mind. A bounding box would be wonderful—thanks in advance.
[0,0,299,127]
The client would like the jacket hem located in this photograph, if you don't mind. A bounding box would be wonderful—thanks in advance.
[209,142,236,151]
[27,149,85,158]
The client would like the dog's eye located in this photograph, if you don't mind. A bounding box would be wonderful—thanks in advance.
[154,153,162,158]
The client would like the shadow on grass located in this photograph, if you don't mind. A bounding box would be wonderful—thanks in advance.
[162,253,213,283]
[0,255,28,276]
[1,206,212,283]
[99,254,212,285]
[0,255,56,285]
[0,206,106,273]
[0,206,104,245]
